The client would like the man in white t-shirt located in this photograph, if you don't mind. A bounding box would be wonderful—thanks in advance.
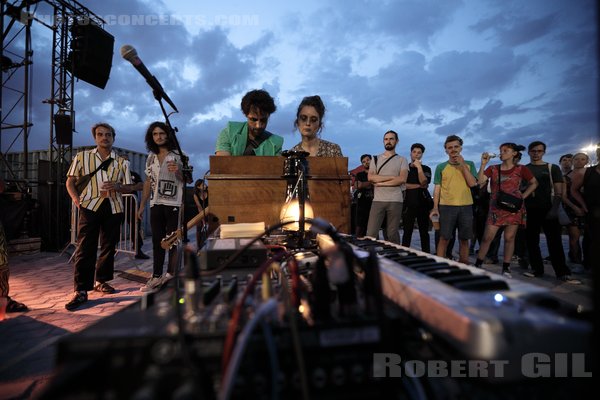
[137,121,186,292]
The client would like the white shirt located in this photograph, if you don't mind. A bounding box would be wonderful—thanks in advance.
[145,151,184,207]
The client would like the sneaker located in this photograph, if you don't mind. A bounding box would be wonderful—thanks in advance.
[65,291,88,311]
[6,297,28,313]
[135,252,150,260]
[557,275,582,285]
[94,282,116,294]
[140,276,163,292]
[502,269,512,278]
[522,271,542,278]
[162,272,174,282]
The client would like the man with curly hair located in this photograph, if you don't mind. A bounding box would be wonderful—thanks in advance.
[215,89,284,156]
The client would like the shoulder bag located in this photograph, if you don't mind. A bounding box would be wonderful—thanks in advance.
[75,157,113,195]
[421,188,434,210]
[547,163,572,225]
[495,165,523,213]
[376,154,398,174]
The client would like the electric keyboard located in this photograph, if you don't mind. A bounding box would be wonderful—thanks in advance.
[347,237,591,370]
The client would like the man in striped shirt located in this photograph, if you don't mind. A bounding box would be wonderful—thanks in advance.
[64,122,132,311]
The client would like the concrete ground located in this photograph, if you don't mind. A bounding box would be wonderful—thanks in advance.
[0,230,593,399]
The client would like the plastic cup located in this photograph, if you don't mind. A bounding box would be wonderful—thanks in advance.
[431,214,440,230]
[98,176,114,198]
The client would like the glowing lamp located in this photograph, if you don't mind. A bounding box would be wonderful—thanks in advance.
[280,150,312,247]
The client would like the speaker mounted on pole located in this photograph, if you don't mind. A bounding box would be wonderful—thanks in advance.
[54,113,73,145]
[67,19,114,89]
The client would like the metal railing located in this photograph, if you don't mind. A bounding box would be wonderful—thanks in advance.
[69,194,139,261]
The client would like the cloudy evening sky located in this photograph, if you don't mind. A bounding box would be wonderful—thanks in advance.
[2,0,598,178]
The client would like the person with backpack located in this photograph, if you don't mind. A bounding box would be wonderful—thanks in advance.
[522,141,581,284]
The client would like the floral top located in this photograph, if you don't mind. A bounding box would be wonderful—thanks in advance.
[484,164,534,226]
[290,139,343,157]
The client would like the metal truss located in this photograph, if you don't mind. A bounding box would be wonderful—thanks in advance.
[1,0,35,191]
[1,0,105,249]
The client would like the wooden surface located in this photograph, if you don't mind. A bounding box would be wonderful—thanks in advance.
[207,156,351,233]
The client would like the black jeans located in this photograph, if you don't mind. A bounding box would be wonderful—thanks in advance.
[402,205,431,253]
[355,197,373,237]
[525,205,571,278]
[150,204,180,277]
[74,201,124,291]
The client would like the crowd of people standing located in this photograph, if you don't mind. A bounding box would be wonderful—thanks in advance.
[350,137,599,286]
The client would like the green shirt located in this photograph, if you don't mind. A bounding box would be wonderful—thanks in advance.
[215,121,283,156]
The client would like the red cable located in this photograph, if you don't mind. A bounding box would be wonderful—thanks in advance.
[221,250,291,377]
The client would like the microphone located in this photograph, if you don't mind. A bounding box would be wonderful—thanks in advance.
[120,45,178,112]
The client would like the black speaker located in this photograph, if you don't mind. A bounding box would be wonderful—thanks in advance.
[54,114,73,145]
[67,21,114,89]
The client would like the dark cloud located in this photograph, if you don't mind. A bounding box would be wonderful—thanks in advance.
[471,14,557,47]
[328,0,463,48]
[2,0,597,181]
[308,46,528,124]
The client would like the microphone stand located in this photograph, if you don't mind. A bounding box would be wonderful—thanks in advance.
[154,90,193,246]
[152,90,197,376]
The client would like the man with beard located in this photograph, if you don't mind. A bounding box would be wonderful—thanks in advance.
[137,121,187,292]
[430,135,478,264]
[366,130,409,244]
[215,89,284,156]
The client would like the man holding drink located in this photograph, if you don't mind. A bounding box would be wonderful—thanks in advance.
[65,123,132,310]
[430,135,478,264]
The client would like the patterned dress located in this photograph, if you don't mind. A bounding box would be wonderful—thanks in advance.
[290,139,343,157]
[485,164,534,226]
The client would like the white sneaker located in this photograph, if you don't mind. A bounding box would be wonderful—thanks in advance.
[140,276,163,292]
[162,273,174,282]
[502,269,512,279]
[557,275,582,285]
